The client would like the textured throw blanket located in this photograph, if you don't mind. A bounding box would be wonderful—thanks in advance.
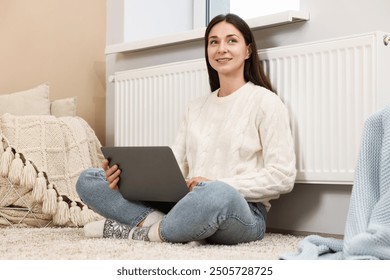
[281,105,390,260]
[0,113,103,227]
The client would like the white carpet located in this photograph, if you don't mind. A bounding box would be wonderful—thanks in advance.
[0,227,303,260]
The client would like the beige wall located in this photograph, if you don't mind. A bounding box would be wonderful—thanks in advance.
[0,0,106,144]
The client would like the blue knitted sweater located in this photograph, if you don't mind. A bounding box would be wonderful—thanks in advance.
[281,105,390,260]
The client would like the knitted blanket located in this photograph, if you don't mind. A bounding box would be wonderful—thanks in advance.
[281,105,390,259]
[0,113,103,227]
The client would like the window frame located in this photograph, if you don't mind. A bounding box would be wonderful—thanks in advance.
[105,0,309,55]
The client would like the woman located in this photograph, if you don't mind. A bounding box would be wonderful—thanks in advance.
[76,13,296,244]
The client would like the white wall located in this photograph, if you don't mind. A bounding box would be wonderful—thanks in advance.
[105,0,390,235]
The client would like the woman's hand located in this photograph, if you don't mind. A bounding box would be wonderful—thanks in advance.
[186,176,210,192]
[102,159,121,190]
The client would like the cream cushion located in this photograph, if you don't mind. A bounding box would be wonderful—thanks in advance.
[51,97,77,117]
[0,84,77,117]
[0,84,51,115]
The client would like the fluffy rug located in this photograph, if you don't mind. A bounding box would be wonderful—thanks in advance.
[0,227,303,260]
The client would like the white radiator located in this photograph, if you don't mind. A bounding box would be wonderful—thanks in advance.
[114,60,209,146]
[112,31,390,184]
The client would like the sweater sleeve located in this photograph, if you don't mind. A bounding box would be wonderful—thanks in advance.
[171,106,189,178]
[219,95,297,205]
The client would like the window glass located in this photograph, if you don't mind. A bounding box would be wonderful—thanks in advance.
[231,0,300,19]
[122,0,300,43]
[124,0,193,42]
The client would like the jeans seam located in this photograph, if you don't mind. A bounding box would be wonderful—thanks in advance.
[159,217,170,242]
[249,203,267,239]
[132,208,155,227]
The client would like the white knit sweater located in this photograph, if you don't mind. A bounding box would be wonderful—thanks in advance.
[172,82,296,211]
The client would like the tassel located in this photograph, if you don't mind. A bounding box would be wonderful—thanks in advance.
[8,152,24,184]
[32,172,47,202]
[81,205,97,225]
[42,183,57,215]
[69,201,82,226]
[0,147,14,178]
[21,160,37,189]
[53,196,70,226]
[0,137,4,158]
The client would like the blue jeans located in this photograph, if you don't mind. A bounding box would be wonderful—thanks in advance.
[76,168,267,244]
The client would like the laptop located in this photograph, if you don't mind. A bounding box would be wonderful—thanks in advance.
[101,146,189,203]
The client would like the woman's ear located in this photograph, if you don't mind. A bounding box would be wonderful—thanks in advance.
[246,45,252,59]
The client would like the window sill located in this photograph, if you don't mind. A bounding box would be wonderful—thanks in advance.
[105,10,309,55]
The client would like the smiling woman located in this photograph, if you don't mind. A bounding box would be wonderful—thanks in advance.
[78,13,296,246]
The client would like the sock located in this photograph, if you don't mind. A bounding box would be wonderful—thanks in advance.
[84,219,106,238]
[103,219,132,239]
[84,219,132,239]
[83,211,164,240]
[147,221,163,242]
[130,221,163,242]
[141,210,164,227]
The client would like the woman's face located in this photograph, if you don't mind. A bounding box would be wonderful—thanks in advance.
[207,21,250,78]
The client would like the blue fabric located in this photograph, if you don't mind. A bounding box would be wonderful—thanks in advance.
[281,105,390,260]
[160,181,267,244]
[76,168,155,227]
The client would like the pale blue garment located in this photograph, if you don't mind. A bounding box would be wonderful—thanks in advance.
[281,105,390,260]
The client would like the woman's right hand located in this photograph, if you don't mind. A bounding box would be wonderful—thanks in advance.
[102,159,121,190]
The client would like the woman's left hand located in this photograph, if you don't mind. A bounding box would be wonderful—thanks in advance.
[186,176,210,192]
